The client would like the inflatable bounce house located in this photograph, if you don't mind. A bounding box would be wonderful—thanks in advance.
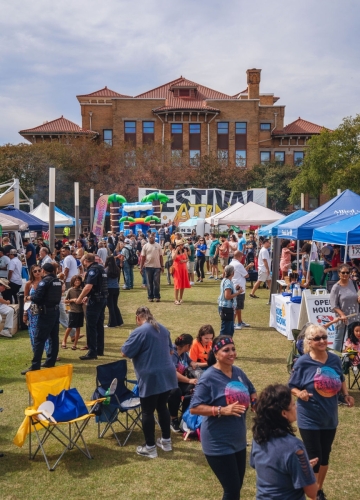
[107,192,170,238]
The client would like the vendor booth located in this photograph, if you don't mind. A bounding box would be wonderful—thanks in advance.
[269,294,301,340]
[30,202,79,228]
[206,201,283,226]
[258,210,308,237]
[0,205,48,232]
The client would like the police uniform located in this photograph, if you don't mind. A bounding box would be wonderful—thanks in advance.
[84,263,108,357]
[30,273,62,369]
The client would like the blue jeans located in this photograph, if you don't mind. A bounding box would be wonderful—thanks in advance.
[333,321,346,353]
[123,261,134,288]
[145,267,161,300]
[219,306,235,336]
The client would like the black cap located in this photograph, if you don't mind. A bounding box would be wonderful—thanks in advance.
[42,263,55,273]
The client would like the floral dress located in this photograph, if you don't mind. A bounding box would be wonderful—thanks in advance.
[27,286,50,354]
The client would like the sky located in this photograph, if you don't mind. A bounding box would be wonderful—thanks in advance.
[1,0,360,145]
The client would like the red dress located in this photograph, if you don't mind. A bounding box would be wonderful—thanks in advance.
[173,253,191,290]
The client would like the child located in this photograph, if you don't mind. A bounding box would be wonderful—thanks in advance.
[343,321,360,366]
[61,275,84,350]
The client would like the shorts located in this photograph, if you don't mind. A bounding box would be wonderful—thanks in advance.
[205,256,210,262]
[187,261,195,273]
[210,256,218,266]
[258,270,270,283]
[236,293,245,310]
[219,257,229,267]
[68,311,84,328]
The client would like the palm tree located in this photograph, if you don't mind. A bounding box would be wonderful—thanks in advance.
[108,193,127,232]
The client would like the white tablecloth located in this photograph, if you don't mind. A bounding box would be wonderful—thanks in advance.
[269,294,301,340]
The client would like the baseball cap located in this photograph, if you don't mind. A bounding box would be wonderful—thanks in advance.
[124,238,131,244]
[42,263,55,273]
[10,249,18,255]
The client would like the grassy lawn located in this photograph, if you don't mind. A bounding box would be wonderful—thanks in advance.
[1,270,359,500]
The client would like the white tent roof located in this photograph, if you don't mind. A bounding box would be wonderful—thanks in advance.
[30,203,73,227]
[0,213,28,231]
[205,202,244,224]
[210,201,283,226]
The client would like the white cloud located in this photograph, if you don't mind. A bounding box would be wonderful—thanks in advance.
[1,0,360,144]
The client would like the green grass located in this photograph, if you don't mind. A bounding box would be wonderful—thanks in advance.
[1,271,359,500]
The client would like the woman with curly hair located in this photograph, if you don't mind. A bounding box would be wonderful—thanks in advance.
[251,384,317,500]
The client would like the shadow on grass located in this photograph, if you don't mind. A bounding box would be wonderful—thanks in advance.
[240,356,286,365]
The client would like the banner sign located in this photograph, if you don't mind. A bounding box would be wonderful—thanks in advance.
[42,230,49,245]
[349,245,360,258]
[269,294,301,339]
[138,188,266,226]
[297,290,336,347]
[92,195,109,237]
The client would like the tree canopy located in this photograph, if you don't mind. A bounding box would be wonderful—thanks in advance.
[289,114,360,203]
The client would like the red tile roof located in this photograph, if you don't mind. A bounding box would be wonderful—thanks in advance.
[19,116,97,135]
[153,100,220,112]
[272,117,325,135]
[77,86,132,98]
[135,77,233,100]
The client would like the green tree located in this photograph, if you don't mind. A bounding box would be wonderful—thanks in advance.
[289,115,360,203]
[245,162,297,211]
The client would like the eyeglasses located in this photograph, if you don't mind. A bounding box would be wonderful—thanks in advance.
[311,335,328,342]
[339,271,350,275]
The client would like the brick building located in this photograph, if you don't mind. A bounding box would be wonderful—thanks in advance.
[19,68,325,207]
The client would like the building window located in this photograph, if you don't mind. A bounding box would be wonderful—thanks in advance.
[236,150,246,167]
[171,123,183,151]
[275,151,285,166]
[190,150,200,167]
[179,89,190,97]
[217,122,229,153]
[260,151,271,164]
[103,129,113,146]
[235,122,247,134]
[218,149,229,165]
[294,151,304,166]
[260,123,271,131]
[124,121,136,144]
[309,196,319,209]
[143,121,155,145]
[189,123,201,164]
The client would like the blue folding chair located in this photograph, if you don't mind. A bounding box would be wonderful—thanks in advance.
[95,360,142,446]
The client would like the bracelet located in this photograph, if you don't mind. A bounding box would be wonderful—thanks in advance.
[212,406,216,417]
[217,406,222,417]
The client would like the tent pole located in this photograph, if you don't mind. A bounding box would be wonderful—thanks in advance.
[270,237,281,302]
[14,178,20,209]
[49,168,55,253]
[344,245,347,264]
[297,240,299,273]
[74,183,80,241]
[90,189,94,232]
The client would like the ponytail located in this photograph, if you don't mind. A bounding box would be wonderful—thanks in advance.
[135,306,160,332]
[175,333,193,347]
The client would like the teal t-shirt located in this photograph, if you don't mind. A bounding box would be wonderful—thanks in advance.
[209,239,219,257]
[188,244,195,262]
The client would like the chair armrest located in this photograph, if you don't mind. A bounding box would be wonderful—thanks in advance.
[85,398,106,406]
[25,409,42,417]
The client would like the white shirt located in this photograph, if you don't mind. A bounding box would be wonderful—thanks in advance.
[0,255,10,278]
[97,248,108,265]
[41,255,53,267]
[63,254,78,283]
[232,259,248,294]
[258,247,271,274]
[8,256,23,285]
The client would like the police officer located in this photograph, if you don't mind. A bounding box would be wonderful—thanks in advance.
[76,253,108,360]
[21,263,62,374]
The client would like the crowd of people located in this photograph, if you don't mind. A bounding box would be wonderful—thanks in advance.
[0,225,358,500]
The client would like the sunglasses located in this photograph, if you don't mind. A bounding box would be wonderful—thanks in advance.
[33,269,41,273]
[311,335,328,342]
[339,271,350,275]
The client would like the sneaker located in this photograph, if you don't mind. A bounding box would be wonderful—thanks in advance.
[136,444,158,459]
[234,324,242,330]
[0,329,12,338]
[208,276,214,279]
[316,490,328,500]
[241,322,250,327]
[190,282,194,286]
[170,418,181,433]
[156,437,172,452]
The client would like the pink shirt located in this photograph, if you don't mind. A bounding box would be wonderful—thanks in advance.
[280,248,291,272]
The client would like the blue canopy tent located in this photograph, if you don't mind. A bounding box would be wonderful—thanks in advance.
[313,213,360,246]
[277,189,360,240]
[0,205,48,231]
[55,206,81,227]
[258,210,308,237]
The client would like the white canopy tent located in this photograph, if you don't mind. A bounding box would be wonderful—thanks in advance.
[205,202,244,225]
[30,202,74,227]
[209,201,283,226]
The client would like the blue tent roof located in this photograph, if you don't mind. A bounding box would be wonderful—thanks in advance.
[54,206,81,227]
[312,213,360,245]
[277,189,360,240]
[258,210,308,237]
[0,205,48,231]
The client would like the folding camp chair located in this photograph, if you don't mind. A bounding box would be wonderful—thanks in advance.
[342,353,360,390]
[13,364,104,471]
[95,360,142,446]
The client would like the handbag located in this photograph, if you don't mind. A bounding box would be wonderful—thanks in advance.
[29,303,39,315]
[47,388,88,422]
[220,307,234,321]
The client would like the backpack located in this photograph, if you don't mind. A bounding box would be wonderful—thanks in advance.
[126,247,138,266]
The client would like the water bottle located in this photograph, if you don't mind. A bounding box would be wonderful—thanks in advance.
[104,388,111,405]
[292,285,298,297]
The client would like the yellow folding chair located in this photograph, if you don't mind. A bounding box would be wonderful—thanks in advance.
[14,364,104,471]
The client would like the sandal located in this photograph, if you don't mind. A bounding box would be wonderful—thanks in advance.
[61,344,67,349]
[174,301,181,305]
[80,346,89,350]
[249,294,259,299]
[71,346,77,350]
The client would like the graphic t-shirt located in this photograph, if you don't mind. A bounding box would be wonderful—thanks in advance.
[288,352,344,429]
[250,434,315,500]
[190,365,255,455]
[171,345,192,375]
[189,338,212,364]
